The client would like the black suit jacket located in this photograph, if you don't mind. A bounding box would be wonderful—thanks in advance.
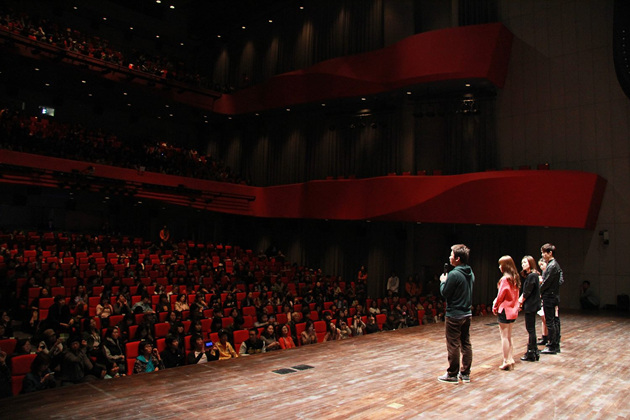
[521,272,541,313]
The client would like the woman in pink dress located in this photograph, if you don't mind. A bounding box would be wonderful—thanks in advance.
[492,255,521,370]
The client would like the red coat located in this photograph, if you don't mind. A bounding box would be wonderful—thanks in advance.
[493,276,520,320]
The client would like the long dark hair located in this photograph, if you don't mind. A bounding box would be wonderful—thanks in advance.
[520,255,539,278]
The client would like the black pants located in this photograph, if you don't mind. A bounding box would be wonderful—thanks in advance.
[542,296,558,347]
[524,312,537,350]
[445,316,472,376]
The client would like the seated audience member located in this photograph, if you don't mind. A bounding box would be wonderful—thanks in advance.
[30,288,50,327]
[12,338,33,357]
[189,319,203,337]
[113,294,132,316]
[351,315,366,336]
[133,320,155,343]
[161,335,186,368]
[46,295,76,333]
[210,315,223,333]
[95,296,114,328]
[214,330,238,360]
[382,312,399,331]
[254,313,270,329]
[174,294,190,313]
[156,294,171,313]
[103,327,126,374]
[260,325,281,351]
[323,321,341,342]
[169,322,187,354]
[104,361,122,379]
[0,349,10,398]
[82,317,102,357]
[117,313,135,343]
[59,335,103,385]
[365,315,380,334]
[132,294,154,314]
[338,320,352,339]
[580,281,600,310]
[37,329,63,360]
[286,311,301,343]
[278,325,296,349]
[300,320,318,345]
[186,334,218,365]
[133,340,164,374]
[239,328,266,356]
[70,285,89,318]
[165,310,179,327]
[189,294,208,320]
[20,353,56,394]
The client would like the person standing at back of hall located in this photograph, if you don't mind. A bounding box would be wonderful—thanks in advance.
[438,244,474,384]
[386,272,399,295]
[540,243,562,355]
[159,225,170,249]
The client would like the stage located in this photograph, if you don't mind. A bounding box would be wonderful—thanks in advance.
[2,312,628,419]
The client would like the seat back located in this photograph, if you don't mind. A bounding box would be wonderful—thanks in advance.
[0,338,17,356]
[376,313,386,329]
[12,375,25,396]
[11,354,37,376]
[126,341,140,359]
[127,358,136,376]
[154,322,170,338]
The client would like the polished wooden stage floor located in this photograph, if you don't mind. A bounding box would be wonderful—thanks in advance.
[2,312,629,419]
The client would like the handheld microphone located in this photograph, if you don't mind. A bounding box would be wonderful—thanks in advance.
[443,263,449,274]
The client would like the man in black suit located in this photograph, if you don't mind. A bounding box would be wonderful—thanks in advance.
[540,243,563,354]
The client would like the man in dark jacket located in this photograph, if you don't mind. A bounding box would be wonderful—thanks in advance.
[438,244,474,383]
[540,243,563,354]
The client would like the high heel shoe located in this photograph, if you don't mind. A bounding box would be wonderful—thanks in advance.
[499,362,513,371]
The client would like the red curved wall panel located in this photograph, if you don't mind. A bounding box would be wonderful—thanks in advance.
[0,151,605,229]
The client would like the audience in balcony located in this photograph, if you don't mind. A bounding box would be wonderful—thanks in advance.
[0,5,226,92]
[0,107,247,184]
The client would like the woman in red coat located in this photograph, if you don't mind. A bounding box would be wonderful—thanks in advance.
[492,255,521,370]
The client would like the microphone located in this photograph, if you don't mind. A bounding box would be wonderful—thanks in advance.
[443,263,449,274]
